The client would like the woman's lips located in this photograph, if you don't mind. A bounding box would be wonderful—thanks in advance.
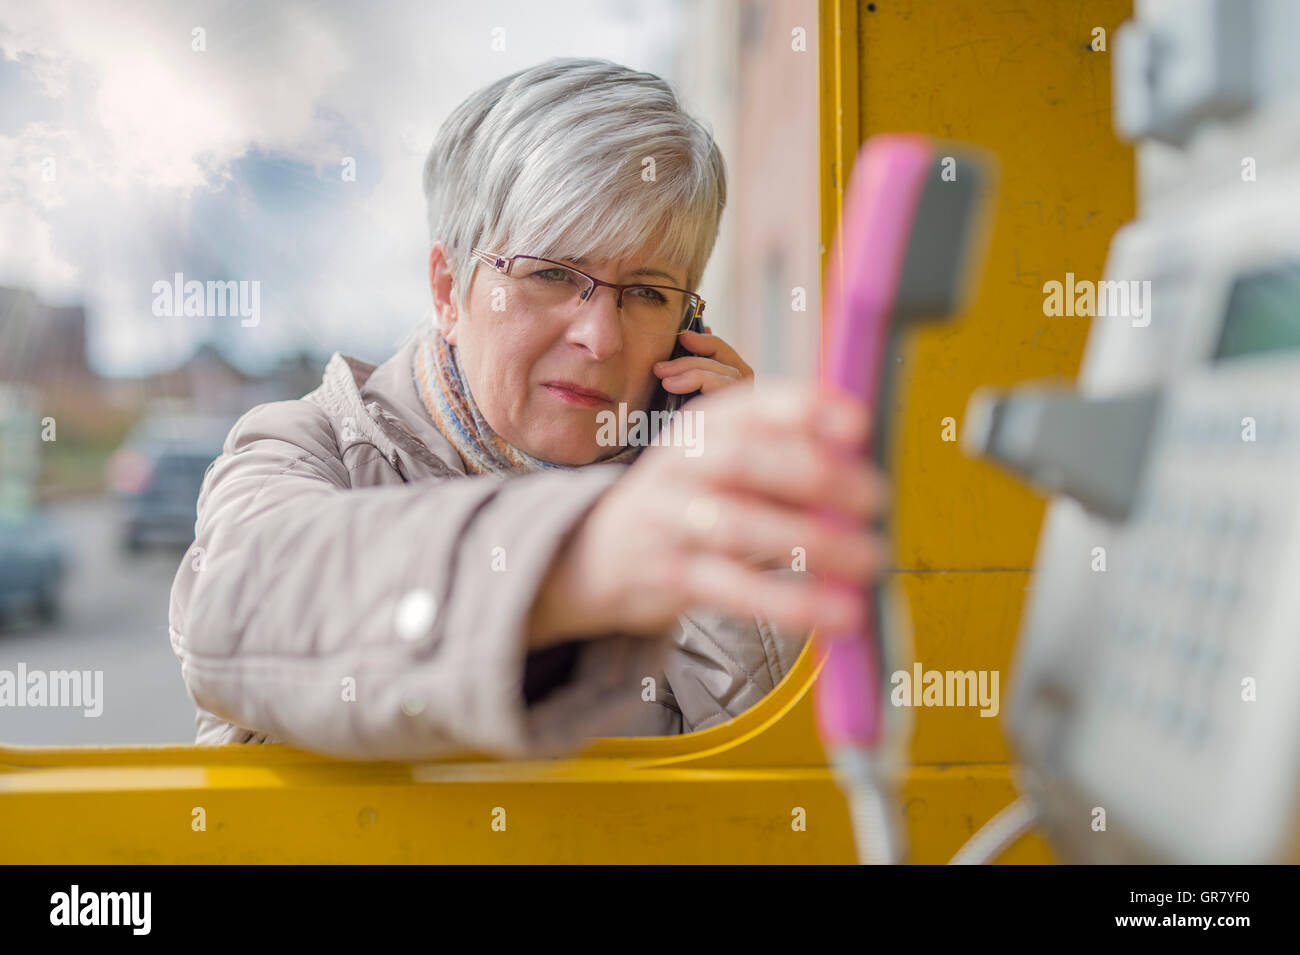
[541,381,613,408]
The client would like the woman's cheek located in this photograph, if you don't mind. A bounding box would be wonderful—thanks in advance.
[627,375,656,412]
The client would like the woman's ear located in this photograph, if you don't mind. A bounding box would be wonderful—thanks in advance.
[428,242,459,342]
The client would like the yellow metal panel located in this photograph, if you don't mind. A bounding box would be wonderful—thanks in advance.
[853,0,1136,570]
[894,570,1028,764]
[0,740,1050,864]
[0,642,1049,862]
[818,0,860,368]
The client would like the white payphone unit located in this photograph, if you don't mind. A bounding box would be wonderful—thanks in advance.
[961,0,1300,863]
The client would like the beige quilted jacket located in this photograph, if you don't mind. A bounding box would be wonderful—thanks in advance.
[167,335,808,760]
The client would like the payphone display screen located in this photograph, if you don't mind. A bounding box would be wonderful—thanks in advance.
[1214,264,1300,361]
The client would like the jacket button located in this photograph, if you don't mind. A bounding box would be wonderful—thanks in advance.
[400,695,426,716]
[395,588,438,641]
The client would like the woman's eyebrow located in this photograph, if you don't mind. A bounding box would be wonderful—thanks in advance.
[568,256,681,285]
[628,267,681,284]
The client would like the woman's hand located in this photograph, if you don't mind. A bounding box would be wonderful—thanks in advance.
[652,325,754,396]
[527,381,890,646]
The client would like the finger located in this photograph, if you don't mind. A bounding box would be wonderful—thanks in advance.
[661,368,743,394]
[680,552,865,634]
[708,381,872,450]
[676,329,752,377]
[695,430,891,519]
[676,329,725,356]
[692,372,750,395]
[654,355,740,379]
[689,492,888,583]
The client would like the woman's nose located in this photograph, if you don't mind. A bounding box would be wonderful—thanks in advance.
[565,285,625,359]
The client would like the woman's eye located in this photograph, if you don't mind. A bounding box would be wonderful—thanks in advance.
[533,268,572,282]
[630,287,668,304]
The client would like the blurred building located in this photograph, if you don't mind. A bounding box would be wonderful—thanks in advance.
[676,0,821,380]
[104,342,329,415]
[1,285,329,497]
[0,286,94,387]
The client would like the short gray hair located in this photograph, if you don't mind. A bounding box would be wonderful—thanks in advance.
[422,56,727,317]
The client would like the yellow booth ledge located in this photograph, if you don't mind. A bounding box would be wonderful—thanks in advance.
[0,643,1051,863]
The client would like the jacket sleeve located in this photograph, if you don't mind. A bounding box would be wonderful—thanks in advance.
[168,399,668,761]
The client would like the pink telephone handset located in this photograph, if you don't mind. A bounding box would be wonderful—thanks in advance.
[817,134,994,863]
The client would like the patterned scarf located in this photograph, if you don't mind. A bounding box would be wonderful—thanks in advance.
[412,327,644,475]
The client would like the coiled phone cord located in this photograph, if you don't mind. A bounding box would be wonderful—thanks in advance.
[949,795,1039,865]
[834,747,907,865]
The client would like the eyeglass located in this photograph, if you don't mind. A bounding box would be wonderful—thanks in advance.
[470,247,706,340]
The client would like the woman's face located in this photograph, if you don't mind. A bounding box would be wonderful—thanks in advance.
[430,242,688,466]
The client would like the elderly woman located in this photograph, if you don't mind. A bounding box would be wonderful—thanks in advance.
[168,57,888,760]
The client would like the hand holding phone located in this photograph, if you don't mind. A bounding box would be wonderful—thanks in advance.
[654,312,755,414]
[528,380,886,645]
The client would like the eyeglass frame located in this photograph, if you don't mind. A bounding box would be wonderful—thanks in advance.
[469,247,706,329]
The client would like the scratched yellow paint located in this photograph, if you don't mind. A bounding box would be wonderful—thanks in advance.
[0,0,1131,866]
[867,0,1132,807]
[852,0,1136,570]
[892,570,1029,764]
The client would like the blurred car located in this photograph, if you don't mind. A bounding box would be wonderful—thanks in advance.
[0,511,66,625]
[107,410,232,553]
[0,382,66,626]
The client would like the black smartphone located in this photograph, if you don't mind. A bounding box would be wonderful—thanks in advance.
[658,306,706,415]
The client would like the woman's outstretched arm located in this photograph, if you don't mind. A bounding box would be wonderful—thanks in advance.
[169,397,665,761]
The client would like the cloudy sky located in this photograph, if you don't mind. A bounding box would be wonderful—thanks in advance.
[0,0,694,377]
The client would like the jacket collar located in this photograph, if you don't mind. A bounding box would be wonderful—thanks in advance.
[309,336,467,481]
